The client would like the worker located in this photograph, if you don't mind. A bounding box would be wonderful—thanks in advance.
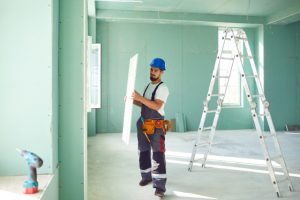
[132,57,170,198]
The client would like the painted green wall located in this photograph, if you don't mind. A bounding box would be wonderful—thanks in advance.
[58,0,87,200]
[297,23,300,121]
[296,22,300,123]
[0,0,56,176]
[264,22,300,130]
[96,22,258,133]
[50,0,59,199]
[52,0,59,165]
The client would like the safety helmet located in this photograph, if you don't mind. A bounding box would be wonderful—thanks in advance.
[150,58,166,71]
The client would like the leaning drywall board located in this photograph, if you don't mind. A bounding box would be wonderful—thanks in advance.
[122,54,138,144]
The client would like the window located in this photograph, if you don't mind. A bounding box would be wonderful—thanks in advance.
[86,36,101,111]
[218,29,242,106]
[90,43,101,108]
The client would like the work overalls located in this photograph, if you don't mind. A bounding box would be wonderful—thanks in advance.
[136,82,167,192]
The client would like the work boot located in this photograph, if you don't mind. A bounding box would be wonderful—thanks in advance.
[154,188,165,198]
[139,179,152,186]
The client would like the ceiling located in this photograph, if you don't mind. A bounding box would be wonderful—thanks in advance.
[95,0,300,25]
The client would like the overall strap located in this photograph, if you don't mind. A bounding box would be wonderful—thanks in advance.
[151,82,164,101]
[143,83,151,97]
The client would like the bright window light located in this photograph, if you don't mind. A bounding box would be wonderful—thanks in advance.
[166,159,300,178]
[173,191,217,199]
[218,29,242,106]
[285,132,300,135]
[165,151,281,168]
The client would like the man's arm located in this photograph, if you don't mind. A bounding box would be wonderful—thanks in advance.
[133,100,142,107]
[132,90,164,111]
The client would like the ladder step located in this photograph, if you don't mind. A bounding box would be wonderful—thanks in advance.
[277,177,289,184]
[270,155,282,162]
[222,50,233,54]
[235,36,248,41]
[239,54,253,59]
[196,142,210,147]
[245,75,257,78]
[216,76,230,79]
[262,133,276,139]
[211,94,225,97]
[206,110,218,113]
[252,94,264,98]
[203,126,213,131]
[219,57,234,61]
[258,113,266,117]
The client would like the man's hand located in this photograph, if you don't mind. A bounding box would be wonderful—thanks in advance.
[132,90,164,111]
[132,90,143,102]
[130,91,143,107]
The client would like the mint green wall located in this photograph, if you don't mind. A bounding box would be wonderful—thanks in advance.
[264,22,300,130]
[96,22,257,133]
[88,16,97,137]
[297,23,300,121]
[58,0,87,199]
[50,0,59,199]
[0,0,56,176]
[52,0,59,168]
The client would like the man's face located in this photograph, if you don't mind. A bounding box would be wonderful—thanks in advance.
[150,67,163,81]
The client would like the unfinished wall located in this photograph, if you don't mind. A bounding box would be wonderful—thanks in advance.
[264,22,300,130]
[58,0,87,199]
[0,0,57,176]
[96,22,257,133]
[297,22,300,123]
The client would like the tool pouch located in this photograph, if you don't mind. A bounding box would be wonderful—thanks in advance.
[142,119,172,135]
[163,120,172,133]
[142,120,156,135]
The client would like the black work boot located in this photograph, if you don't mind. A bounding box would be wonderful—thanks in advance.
[139,179,152,186]
[154,188,165,198]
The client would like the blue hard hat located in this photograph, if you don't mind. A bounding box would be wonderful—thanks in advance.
[150,58,166,71]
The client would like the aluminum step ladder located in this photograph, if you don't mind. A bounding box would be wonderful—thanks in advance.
[188,27,294,198]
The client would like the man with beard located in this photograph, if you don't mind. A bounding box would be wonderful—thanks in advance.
[132,58,169,197]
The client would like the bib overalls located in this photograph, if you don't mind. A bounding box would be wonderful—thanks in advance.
[136,82,167,192]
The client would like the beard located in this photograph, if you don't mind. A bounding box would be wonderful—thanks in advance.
[150,76,159,81]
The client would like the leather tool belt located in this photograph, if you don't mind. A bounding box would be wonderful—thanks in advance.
[142,119,172,135]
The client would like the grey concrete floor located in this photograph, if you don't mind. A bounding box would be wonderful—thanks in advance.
[88,130,300,200]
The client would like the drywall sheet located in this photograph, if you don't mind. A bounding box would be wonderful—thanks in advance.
[122,54,138,144]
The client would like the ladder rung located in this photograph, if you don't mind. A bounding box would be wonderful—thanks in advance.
[252,94,264,98]
[222,50,233,54]
[262,133,276,139]
[235,36,247,41]
[258,113,266,117]
[277,177,289,184]
[203,126,213,131]
[211,94,225,97]
[270,155,282,162]
[206,110,218,113]
[219,57,234,61]
[196,142,209,147]
[245,75,256,78]
[216,76,230,79]
[239,55,253,59]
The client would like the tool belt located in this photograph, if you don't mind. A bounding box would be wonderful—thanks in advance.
[142,119,172,135]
